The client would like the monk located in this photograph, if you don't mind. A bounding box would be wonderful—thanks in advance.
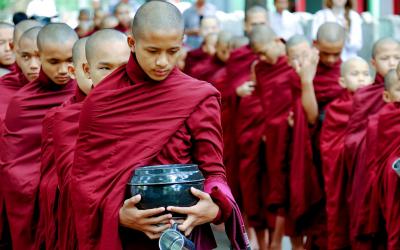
[184,16,220,78]
[0,23,78,250]
[0,22,15,74]
[344,37,400,248]
[320,57,372,250]
[100,15,119,29]
[70,2,248,250]
[114,2,131,34]
[0,21,42,249]
[230,36,250,50]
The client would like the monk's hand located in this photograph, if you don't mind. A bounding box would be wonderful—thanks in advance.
[287,111,294,127]
[119,194,172,239]
[166,187,219,236]
[236,81,255,97]
[294,48,319,85]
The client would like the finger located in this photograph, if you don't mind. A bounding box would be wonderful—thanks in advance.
[144,213,173,225]
[124,195,141,207]
[167,205,192,215]
[144,223,172,234]
[190,187,210,200]
[178,216,195,233]
[184,226,195,236]
[145,232,163,240]
[137,207,166,218]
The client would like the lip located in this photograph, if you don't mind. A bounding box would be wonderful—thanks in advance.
[55,76,70,82]
[27,73,39,78]
[153,69,168,77]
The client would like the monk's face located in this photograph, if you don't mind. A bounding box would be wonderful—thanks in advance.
[253,39,282,64]
[340,60,372,92]
[0,27,15,66]
[287,41,310,68]
[202,34,217,56]
[216,41,230,63]
[385,80,400,103]
[371,43,400,77]
[115,5,131,27]
[200,18,219,38]
[94,9,105,27]
[40,40,74,85]
[86,42,130,86]
[17,37,40,81]
[131,29,183,81]
[315,39,343,67]
[244,12,267,36]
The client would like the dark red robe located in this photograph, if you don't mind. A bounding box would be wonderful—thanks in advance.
[199,56,226,93]
[53,88,86,250]
[70,54,249,250]
[320,91,354,249]
[0,70,75,250]
[343,74,385,243]
[223,45,266,228]
[0,64,29,248]
[183,47,213,80]
[254,57,293,217]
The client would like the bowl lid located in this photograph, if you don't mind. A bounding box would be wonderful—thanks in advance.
[129,164,205,185]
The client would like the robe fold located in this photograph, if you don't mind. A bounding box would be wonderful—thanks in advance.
[200,56,226,93]
[224,45,266,228]
[183,47,213,80]
[254,57,293,215]
[344,74,385,242]
[0,65,29,246]
[70,53,249,250]
[0,70,75,250]
[320,91,354,249]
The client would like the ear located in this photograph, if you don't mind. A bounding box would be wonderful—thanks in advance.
[83,63,91,80]
[68,65,76,79]
[127,35,135,53]
[313,40,318,49]
[371,58,377,70]
[9,42,14,51]
[339,76,347,88]
[383,91,391,103]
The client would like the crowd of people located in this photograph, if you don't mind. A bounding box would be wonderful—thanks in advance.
[0,0,399,250]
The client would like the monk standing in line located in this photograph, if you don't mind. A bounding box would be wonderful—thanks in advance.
[70,2,248,250]
[320,57,372,250]
[223,5,268,249]
[0,23,78,250]
[0,22,15,75]
[344,37,400,249]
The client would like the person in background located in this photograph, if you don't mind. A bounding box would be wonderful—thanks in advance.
[268,0,303,41]
[113,2,132,34]
[74,9,92,38]
[12,12,28,25]
[312,0,362,60]
[183,0,216,49]
[93,8,105,31]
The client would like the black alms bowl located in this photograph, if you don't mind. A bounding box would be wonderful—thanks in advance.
[128,164,205,210]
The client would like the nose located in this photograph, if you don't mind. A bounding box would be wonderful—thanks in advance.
[30,57,40,70]
[59,62,69,74]
[155,53,168,68]
[389,57,398,67]
[5,42,11,52]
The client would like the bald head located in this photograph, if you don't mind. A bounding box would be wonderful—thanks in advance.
[13,20,42,46]
[132,1,183,40]
[230,36,249,49]
[0,22,14,30]
[339,57,372,92]
[384,69,399,91]
[18,26,41,48]
[372,37,400,59]
[72,37,88,67]
[316,22,345,44]
[217,31,233,47]
[100,15,119,29]
[37,23,78,52]
[249,24,276,49]
[340,56,369,77]
[71,37,92,95]
[286,35,309,52]
[85,29,130,85]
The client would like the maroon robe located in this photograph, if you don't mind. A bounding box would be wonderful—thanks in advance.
[320,91,353,249]
[199,56,226,92]
[343,74,385,243]
[53,89,86,250]
[70,54,249,250]
[0,70,75,250]
[183,47,213,80]
[224,45,266,228]
[0,64,29,247]
[254,57,292,217]
[114,23,130,34]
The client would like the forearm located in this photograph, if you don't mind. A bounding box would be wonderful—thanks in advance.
[301,81,318,124]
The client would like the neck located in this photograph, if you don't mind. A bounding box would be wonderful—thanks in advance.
[276,8,284,14]
[331,6,345,15]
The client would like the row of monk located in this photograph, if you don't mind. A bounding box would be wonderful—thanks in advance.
[181,5,400,250]
[0,1,250,250]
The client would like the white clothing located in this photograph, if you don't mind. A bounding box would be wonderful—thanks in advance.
[268,10,304,41]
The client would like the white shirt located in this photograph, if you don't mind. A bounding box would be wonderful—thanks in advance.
[312,8,363,61]
[268,10,304,41]
[26,0,57,17]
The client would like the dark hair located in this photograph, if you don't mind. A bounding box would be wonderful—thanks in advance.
[12,12,28,25]
[325,0,353,31]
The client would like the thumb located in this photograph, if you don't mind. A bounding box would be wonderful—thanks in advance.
[124,194,141,207]
[190,187,208,200]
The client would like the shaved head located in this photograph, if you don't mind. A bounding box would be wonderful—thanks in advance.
[85,29,130,85]
[230,36,249,49]
[100,15,119,29]
[71,37,92,95]
[18,26,41,48]
[249,24,276,49]
[340,56,369,76]
[13,20,42,46]
[131,1,183,40]
[316,22,345,44]
[216,31,233,62]
[339,57,372,92]
[372,37,400,58]
[37,23,78,51]
[384,69,399,91]
[286,35,309,53]
[72,37,88,67]
[217,31,233,46]
[0,22,14,29]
